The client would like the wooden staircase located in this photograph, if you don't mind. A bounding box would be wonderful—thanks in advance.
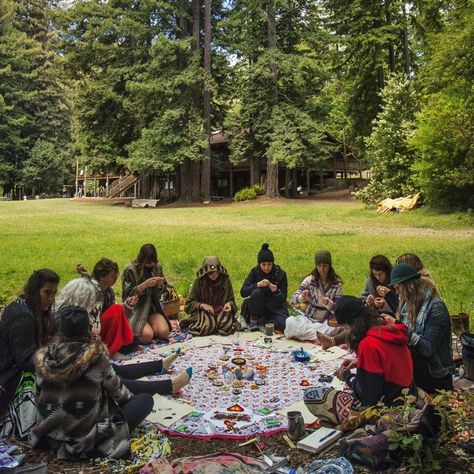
[106,174,139,198]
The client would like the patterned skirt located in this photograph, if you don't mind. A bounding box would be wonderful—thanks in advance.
[180,310,240,336]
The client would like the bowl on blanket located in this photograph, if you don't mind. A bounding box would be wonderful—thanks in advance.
[292,349,311,363]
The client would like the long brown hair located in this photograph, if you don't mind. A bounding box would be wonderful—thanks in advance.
[347,306,385,352]
[136,244,158,266]
[369,255,392,289]
[22,269,60,345]
[396,277,438,327]
[310,266,342,285]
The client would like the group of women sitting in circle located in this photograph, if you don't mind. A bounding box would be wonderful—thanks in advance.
[0,242,454,460]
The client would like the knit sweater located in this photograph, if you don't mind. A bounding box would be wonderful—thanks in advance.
[0,298,53,411]
[291,276,343,322]
[347,323,415,406]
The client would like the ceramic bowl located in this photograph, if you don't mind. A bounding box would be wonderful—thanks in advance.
[292,349,311,362]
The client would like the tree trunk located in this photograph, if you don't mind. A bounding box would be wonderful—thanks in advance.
[266,0,279,198]
[201,0,211,200]
[285,167,290,198]
[250,156,261,186]
[403,3,411,76]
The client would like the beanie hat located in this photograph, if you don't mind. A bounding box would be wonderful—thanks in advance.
[389,263,420,286]
[334,296,365,325]
[258,243,274,264]
[57,305,90,340]
[315,250,332,266]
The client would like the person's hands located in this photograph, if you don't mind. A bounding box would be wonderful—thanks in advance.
[384,315,397,324]
[257,279,270,288]
[141,276,165,290]
[374,297,385,309]
[301,289,310,302]
[336,358,357,381]
[366,294,375,306]
[126,295,139,307]
[223,302,232,312]
[269,283,277,293]
[319,296,333,309]
[76,264,89,277]
[200,303,214,315]
[376,285,391,297]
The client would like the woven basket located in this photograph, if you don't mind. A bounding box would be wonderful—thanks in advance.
[161,286,180,319]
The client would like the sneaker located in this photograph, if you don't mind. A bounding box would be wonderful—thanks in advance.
[247,321,260,332]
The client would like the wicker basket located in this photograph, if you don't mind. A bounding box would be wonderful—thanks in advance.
[161,286,180,319]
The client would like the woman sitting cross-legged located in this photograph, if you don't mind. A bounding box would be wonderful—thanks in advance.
[31,305,154,460]
[0,269,60,439]
[240,243,289,332]
[285,250,343,341]
[180,257,240,336]
[122,244,171,344]
[389,263,454,393]
[57,258,138,359]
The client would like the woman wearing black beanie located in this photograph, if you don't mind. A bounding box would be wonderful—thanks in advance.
[240,243,289,331]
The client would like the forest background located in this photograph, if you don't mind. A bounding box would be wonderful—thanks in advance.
[0,0,473,209]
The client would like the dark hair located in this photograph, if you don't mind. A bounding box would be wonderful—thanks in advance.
[369,255,392,290]
[92,258,119,280]
[346,306,385,352]
[396,253,424,272]
[310,266,342,284]
[136,244,158,265]
[22,269,60,345]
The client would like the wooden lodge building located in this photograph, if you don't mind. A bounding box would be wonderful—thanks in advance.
[75,132,366,200]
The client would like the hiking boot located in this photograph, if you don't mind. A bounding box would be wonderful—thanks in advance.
[247,321,260,332]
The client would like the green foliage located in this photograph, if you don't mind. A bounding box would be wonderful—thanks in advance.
[252,183,265,195]
[20,139,70,195]
[233,186,257,202]
[356,73,418,205]
[0,0,69,193]
[411,0,474,210]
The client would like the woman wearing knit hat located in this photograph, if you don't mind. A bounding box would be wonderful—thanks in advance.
[31,305,153,459]
[390,263,454,393]
[240,243,289,332]
[285,250,343,341]
[180,256,239,336]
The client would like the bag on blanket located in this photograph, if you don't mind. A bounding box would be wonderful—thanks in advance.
[160,285,181,319]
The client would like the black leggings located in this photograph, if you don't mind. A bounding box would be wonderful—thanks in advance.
[121,393,154,432]
[247,288,287,332]
[112,361,173,395]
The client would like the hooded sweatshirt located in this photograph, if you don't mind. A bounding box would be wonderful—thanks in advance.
[31,340,132,459]
[347,323,414,406]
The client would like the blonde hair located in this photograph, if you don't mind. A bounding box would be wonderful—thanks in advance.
[397,276,438,327]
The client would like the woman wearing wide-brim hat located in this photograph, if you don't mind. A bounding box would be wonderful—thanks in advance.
[389,263,454,393]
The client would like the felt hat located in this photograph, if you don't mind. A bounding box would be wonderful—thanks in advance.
[258,243,274,264]
[389,263,420,286]
[334,296,365,325]
[315,250,332,266]
[196,256,228,278]
[57,305,90,340]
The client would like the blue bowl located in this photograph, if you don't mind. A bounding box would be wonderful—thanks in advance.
[292,349,311,362]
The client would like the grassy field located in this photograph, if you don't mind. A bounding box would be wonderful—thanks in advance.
[0,197,473,321]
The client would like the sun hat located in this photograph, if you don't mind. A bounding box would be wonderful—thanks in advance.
[389,263,421,286]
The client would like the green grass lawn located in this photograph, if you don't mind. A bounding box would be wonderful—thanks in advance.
[1,198,473,323]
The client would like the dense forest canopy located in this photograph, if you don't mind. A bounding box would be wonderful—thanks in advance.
[0,0,473,209]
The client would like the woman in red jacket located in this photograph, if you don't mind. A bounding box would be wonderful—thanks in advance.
[334,296,415,406]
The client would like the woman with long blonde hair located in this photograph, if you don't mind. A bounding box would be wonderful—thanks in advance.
[390,263,453,393]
